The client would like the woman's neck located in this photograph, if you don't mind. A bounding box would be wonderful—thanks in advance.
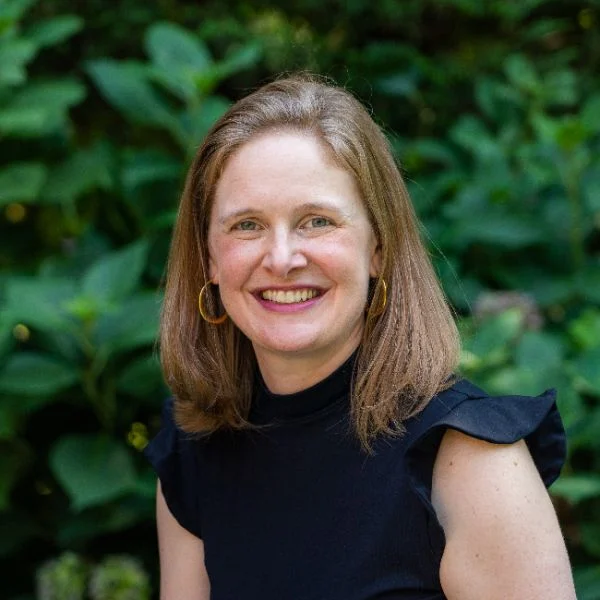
[254,339,361,395]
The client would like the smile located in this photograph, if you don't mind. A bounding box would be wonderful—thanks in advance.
[260,289,320,304]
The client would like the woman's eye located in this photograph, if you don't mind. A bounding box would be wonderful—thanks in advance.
[305,217,332,228]
[235,220,259,231]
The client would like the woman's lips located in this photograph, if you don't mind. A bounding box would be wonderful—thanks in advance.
[252,287,326,312]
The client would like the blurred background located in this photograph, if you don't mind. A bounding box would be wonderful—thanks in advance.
[0,0,599,597]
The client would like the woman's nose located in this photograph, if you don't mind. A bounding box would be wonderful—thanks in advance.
[261,230,307,278]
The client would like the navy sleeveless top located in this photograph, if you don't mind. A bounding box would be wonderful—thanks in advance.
[144,355,566,599]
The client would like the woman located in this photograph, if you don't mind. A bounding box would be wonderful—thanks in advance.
[145,75,576,599]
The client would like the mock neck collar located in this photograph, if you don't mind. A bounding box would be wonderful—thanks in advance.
[249,351,357,424]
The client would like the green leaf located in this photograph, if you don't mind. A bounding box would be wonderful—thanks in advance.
[9,79,86,111]
[214,42,261,80]
[464,309,523,363]
[44,143,113,205]
[573,346,600,395]
[177,95,229,150]
[504,54,540,94]
[569,309,600,351]
[551,474,600,504]
[86,59,177,127]
[121,151,181,195]
[117,354,164,398]
[0,162,46,205]
[0,353,78,396]
[26,15,83,48]
[82,240,149,303]
[0,106,50,137]
[574,565,600,600]
[0,38,36,86]
[452,213,544,248]
[4,277,77,333]
[56,495,153,545]
[0,0,37,21]
[49,435,136,511]
[0,311,13,361]
[582,94,600,134]
[93,292,161,354]
[145,22,212,100]
[0,79,87,137]
[515,331,563,372]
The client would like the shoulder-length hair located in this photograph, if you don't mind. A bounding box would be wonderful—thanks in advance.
[160,73,460,450]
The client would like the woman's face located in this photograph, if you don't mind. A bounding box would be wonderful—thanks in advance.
[208,131,380,368]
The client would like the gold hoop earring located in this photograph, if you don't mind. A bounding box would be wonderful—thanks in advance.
[198,281,228,325]
[367,278,387,318]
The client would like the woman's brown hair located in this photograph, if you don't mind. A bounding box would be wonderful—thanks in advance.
[160,73,460,450]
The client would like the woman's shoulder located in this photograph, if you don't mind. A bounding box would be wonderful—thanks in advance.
[404,377,566,499]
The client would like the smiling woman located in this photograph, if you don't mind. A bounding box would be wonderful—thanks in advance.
[144,74,576,600]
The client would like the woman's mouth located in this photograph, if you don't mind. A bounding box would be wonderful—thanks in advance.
[260,289,320,304]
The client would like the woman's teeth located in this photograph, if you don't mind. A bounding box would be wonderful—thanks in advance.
[261,289,318,304]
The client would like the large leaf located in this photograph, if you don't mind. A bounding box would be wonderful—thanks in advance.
[82,240,149,303]
[0,162,46,205]
[93,292,161,354]
[146,22,212,100]
[50,435,137,511]
[4,276,77,333]
[86,59,177,127]
[0,79,86,137]
[26,15,83,48]
[0,353,78,396]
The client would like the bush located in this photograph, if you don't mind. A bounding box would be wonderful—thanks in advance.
[1,0,599,597]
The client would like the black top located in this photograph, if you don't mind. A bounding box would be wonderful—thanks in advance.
[144,355,566,600]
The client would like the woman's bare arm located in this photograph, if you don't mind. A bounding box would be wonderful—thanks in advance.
[432,429,576,600]
[156,482,210,600]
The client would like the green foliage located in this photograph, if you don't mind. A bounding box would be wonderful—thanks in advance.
[36,552,150,600]
[1,0,599,597]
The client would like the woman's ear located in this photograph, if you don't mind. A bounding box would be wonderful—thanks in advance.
[370,243,382,278]
[208,256,219,284]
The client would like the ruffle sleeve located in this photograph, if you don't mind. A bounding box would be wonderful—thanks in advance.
[405,379,567,518]
[144,398,203,539]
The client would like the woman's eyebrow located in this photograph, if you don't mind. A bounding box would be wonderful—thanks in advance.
[218,201,349,225]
